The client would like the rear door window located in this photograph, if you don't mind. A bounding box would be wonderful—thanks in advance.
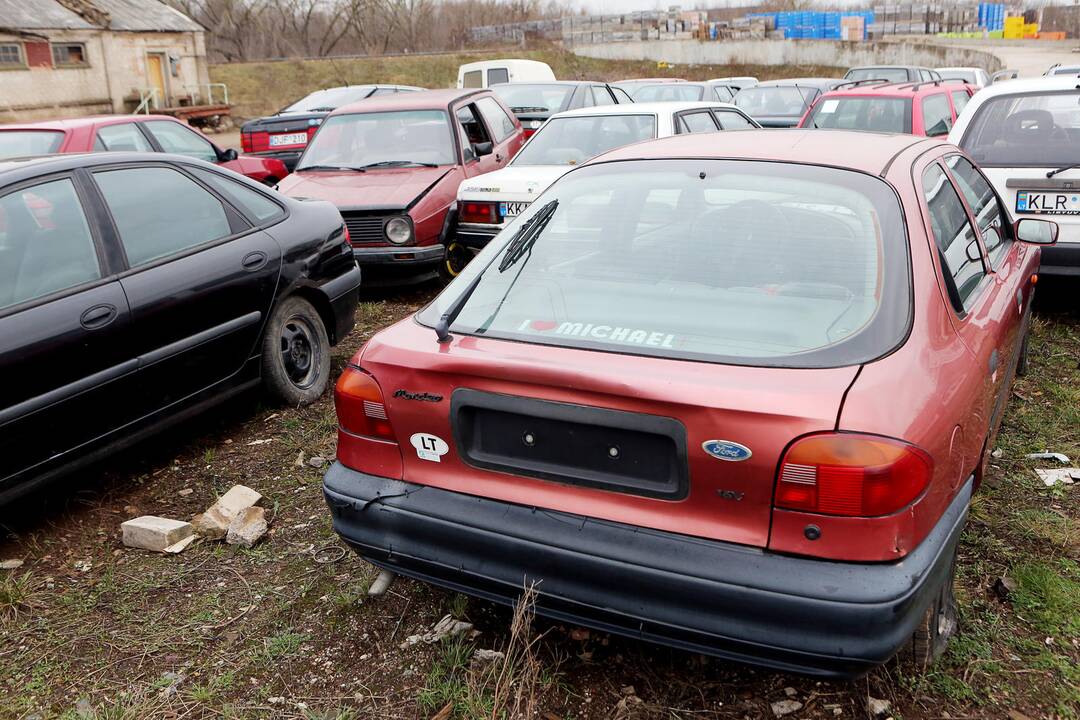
[951,90,970,116]
[96,123,154,152]
[612,87,633,103]
[677,111,720,134]
[714,110,755,130]
[945,155,1010,268]
[142,120,218,163]
[475,96,517,143]
[921,94,953,137]
[188,167,284,224]
[923,164,986,312]
[713,85,735,102]
[591,86,616,106]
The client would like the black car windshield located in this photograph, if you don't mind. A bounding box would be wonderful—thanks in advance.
[491,84,575,113]
[298,110,455,169]
[0,131,65,159]
[960,90,1080,167]
[280,87,375,114]
[511,114,656,167]
[845,67,910,83]
[418,159,910,368]
[734,87,816,116]
[633,84,704,102]
[806,97,912,133]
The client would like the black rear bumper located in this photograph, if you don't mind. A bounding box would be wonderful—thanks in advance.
[323,464,970,678]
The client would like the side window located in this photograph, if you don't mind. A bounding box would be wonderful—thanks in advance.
[714,110,755,130]
[462,70,482,89]
[591,86,616,106]
[951,90,970,116]
[456,104,491,147]
[475,96,516,143]
[945,155,1010,268]
[95,166,233,267]
[96,123,153,152]
[713,85,734,102]
[923,164,986,313]
[921,94,953,137]
[612,87,633,103]
[487,68,509,85]
[677,111,720,134]
[1,178,100,311]
[141,120,218,163]
[370,87,396,96]
[189,167,284,224]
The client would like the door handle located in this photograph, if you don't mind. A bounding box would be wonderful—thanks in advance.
[241,251,268,271]
[496,153,503,163]
[80,304,117,330]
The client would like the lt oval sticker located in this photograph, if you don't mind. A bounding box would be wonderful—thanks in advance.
[702,440,752,462]
[410,433,449,462]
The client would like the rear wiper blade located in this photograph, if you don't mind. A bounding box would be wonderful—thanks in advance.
[511,106,548,113]
[1047,163,1080,178]
[297,164,365,172]
[359,160,438,169]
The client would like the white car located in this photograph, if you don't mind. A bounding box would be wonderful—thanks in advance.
[948,76,1079,276]
[457,59,556,89]
[448,102,759,276]
[935,67,991,88]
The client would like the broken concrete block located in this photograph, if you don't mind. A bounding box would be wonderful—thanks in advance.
[226,506,268,548]
[191,509,229,540]
[163,534,197,554]
[868,697,891,717]
[121,516,194,552]
[193,485,262,539]
[771,700,803,717]
[0,559,24,570]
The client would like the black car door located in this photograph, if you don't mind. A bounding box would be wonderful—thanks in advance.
[88,161,282,416]
[0,171,134,490]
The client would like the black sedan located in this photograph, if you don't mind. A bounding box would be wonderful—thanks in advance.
[490,81,633,136]
[733,78,845,128]
[0,152,361,503]
[240,84,423,170]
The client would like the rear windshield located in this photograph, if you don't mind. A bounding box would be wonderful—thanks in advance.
[419,159,910,368]
[491,84,575,114]
[633,84,704,102]
[0,131,65,159]
[936,70,976,84]
[281,87,373,114]
[959,90,1080,167]
[734,86,817,116]
[511,114,656,167]
[845,67,910,83]
[805,96,912,134]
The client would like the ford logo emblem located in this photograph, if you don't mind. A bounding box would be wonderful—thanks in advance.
[702,440,752,462]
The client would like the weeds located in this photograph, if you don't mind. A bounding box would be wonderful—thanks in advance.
[0,571,37,622]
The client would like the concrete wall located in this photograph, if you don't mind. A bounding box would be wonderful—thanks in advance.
[572,38,1003,73]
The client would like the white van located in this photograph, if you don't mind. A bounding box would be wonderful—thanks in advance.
[456,59,556,89]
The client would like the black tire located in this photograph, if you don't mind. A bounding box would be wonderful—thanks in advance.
[898,546,959,672]
[438,241,473,285]
[1016,329,1030,377]
[260,296,331,406]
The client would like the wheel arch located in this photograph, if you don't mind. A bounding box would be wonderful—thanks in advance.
[274,285,338,346]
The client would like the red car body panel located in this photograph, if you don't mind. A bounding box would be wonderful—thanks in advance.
[797,83,975,135]
[0,115,287,183]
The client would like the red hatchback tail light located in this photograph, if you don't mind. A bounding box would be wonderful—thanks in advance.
[775,433,932,517]
[335,365,395,441]
[460,201,499,224]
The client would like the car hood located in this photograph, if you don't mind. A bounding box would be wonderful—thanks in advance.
[278,166,452,211]
[457,165,571,203]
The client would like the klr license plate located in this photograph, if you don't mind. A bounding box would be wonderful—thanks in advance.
[499,201,530,218]
[1016,190,1080,215]
[269,132,308,147]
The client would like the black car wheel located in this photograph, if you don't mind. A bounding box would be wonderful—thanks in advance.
[261,296,331,406]
[438,241,472,284]
[899,544,959,672]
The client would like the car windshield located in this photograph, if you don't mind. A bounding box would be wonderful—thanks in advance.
[936,70,976,84]
[734,87,816,116]
[280,87,375,114]
[297,110,455,169]
[511,114,656,167]
[633,84,704,102]
[419,159,910,368]
[805,97,912,133]
[0,131,65,159]
[845,67,910,83]
[960,90,1080,167]
[491,84,575,113]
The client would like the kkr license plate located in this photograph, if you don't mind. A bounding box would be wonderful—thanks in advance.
[269,132,308,147]
[1016,190,1080,215]
[499,201,530,218]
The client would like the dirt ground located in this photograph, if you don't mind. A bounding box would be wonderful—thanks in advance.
[1,281,1077,720]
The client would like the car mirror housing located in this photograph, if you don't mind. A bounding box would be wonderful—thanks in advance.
[219,148,239,162]
[1015,218,1058,245]
[474,141,494,157]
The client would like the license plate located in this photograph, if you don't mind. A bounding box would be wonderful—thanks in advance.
[269,132,308,147]
[1016,190,1080,215]
[499,201,530,218]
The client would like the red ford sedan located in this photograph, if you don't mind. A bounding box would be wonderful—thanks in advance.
[323,130,1056,677]
[0,115,287,185]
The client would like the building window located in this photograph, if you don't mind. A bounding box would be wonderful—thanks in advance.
[0,43,24,67]
[51,42,87,67]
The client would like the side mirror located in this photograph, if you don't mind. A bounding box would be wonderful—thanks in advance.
[1015,218,1058,245]
[219,147,239,162]
[474,141,494,157]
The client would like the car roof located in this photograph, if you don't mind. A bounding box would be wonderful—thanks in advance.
[0,114,177,131]
[330,88,487,115]
[459,59,550,71]
[554,101,740,118]
[587,129,936,175]
[0,150,219,182]
[823,81,960,97]
[490,81,596,88]
[964,75,1080,98]
[848,65,927,71]
[935,67,980,73]
[754,78,841,88]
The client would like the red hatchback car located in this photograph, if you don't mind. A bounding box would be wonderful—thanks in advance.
[323,130,1056,677]
[0,115,287,185]
[276,89,524,283]
[799,80,975,137]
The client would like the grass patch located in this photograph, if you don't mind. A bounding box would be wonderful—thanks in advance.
[1009,559,1080,639]
[0,571,38,622]
[260,630,311,661]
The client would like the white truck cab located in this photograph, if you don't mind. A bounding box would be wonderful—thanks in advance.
[457,59,556,89]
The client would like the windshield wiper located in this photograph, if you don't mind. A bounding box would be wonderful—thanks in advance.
[358,160,438,169]
[297,164,365,172]
[1046,163,1080,178]
[433,199,559,343]
[510,106,548,113]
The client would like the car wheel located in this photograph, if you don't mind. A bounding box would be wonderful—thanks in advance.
[438,241,472,284]
[900,545,959,672]
[261,296,331,406]
[1016,329,1030,377]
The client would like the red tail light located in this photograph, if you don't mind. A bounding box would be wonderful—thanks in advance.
[241,132,252,152]
[342,224,351,247]
[460,201,499,224]
[244,131,270,153]
[775,433,932,517]
[522,128,536,139]
[335,365,395,441]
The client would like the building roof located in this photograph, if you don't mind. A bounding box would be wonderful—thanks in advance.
[0,0,202,33]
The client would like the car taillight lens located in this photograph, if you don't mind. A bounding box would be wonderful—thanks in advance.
[245,131,269,152]
[775,433,932,517]
[522,128,536,139]
[335,365,395,441]
[460,201,499,224]
[241,132,252,152]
